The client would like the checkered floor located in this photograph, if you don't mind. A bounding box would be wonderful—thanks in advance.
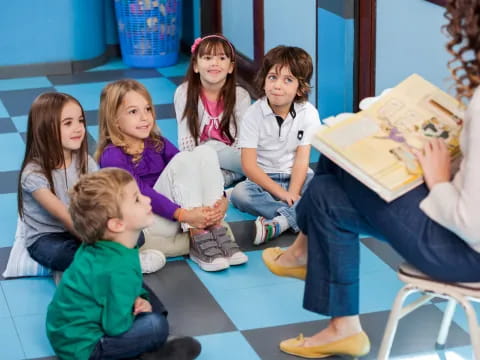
[0,56,476,359]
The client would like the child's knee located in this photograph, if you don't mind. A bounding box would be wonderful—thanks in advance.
[149,313,169,347]
[230,182,252,209]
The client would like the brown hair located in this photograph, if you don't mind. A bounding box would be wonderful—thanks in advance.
[69,167,134,244]
[95,79,163,163]
[255,46,313,103]
[181,34,238,145]
[445,0,480,99]
[17,92,89,218]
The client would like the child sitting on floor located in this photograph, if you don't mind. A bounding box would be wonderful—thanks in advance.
[231,45,321,245]
[46,168,201,360]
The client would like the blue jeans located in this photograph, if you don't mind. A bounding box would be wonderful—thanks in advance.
[231,172,313,231]
[89,312,169,360]
[27,232,80,271]
[28,232,146,272]
[298,157,480,317]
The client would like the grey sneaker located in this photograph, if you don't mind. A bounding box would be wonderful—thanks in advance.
[189,231,229,271]
[210,226,248,266]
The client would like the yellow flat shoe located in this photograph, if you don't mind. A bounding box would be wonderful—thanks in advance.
[279,332,371,359]
[262,247,306,280]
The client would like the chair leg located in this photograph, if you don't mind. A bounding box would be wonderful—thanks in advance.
[378,285,417,360]
[435,298,457,349]
[458,297,480,360]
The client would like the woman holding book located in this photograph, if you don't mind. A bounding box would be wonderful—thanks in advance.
[262,0,480,358]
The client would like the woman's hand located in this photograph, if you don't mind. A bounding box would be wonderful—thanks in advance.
[412,138,451,190]
[133,297,152,315]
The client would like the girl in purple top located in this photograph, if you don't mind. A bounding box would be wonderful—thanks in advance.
[95,79,247,272]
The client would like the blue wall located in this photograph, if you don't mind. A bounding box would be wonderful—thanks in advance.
[317,7,354,119]
[0,0,106,66]
[376,0,451,94]
[264,0,317,103]
[222,0,254,59]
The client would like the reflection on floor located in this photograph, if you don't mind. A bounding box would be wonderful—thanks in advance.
[0,57,475,359]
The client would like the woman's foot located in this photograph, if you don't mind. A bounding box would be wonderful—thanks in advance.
[280,317,369,358]
[262,247,306,280]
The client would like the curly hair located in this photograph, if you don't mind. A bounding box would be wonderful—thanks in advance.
[255,46,313,103]
[444,0,480,100]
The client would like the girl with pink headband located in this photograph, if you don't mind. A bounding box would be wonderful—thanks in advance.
[174,34,251,187]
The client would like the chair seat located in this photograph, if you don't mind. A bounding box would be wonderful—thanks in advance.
[398,262,480,298]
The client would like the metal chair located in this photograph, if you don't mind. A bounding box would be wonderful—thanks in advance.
[378,262,480,359]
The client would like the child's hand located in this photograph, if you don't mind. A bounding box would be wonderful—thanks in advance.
[279,190,300,206]
[184,207,210,229]
[208,197,228,225]
[133,297,152,315]
[412,138,451,190]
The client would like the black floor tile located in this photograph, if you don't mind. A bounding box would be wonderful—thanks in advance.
[143,259,237,337]
[0,170,19,194]
[155,103,176,119]
[84,109,99,126]
[48,68,163,86]
[361,237,404,271]
[168,76,185,86]
[0,87,57,117]
[243,305,470,360]
[0,117,17,133]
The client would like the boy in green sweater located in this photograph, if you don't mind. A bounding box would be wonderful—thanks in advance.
[46,168,201,360]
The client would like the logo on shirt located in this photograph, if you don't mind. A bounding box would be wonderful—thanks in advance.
[297,130,304,140]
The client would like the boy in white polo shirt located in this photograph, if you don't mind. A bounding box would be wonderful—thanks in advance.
[231,45,320,245]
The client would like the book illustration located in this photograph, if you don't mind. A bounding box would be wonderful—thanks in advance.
[313,74,464,201]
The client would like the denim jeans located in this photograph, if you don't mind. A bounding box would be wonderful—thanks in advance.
[28,232,146,272]
[89,312,169,360]
[231,171,313,231]
[27,232,80,271]
[298,156,480,317]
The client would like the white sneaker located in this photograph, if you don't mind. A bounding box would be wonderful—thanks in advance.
[139,249,166,274]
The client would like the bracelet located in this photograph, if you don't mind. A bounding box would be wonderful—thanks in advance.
[177,208,185,223]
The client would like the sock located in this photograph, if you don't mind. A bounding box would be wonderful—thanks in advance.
[272,215,290,234]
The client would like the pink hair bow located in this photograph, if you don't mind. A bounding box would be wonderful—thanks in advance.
[191,37,203,54]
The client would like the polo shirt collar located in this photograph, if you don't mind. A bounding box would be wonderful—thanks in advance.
[260,97,301,120]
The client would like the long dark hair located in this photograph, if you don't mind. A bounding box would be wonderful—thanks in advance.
[445,0,480,99]
[17,92,89,218]
[182,35,238,145]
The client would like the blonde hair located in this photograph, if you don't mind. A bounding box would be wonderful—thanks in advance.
[69,168,134,244]
[95,79,163,163]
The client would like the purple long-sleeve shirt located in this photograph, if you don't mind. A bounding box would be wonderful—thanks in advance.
[99,138,180,220]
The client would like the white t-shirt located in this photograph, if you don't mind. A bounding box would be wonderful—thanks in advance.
[420,87,480,251]
[237,97,320,174]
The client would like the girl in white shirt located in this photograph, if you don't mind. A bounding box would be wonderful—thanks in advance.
[174,34,251,186]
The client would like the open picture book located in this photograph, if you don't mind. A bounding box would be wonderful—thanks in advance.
[312,74,464,202]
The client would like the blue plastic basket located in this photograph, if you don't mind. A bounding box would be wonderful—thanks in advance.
[114,0,182,68]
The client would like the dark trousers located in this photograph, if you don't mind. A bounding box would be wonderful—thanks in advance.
[89,312,169,360]
[297,156,480,317]
[28,232,146,272]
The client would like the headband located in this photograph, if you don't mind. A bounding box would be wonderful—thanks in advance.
[191,35,235,58]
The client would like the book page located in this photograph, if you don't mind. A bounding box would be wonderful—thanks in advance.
[315,74,464,199]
